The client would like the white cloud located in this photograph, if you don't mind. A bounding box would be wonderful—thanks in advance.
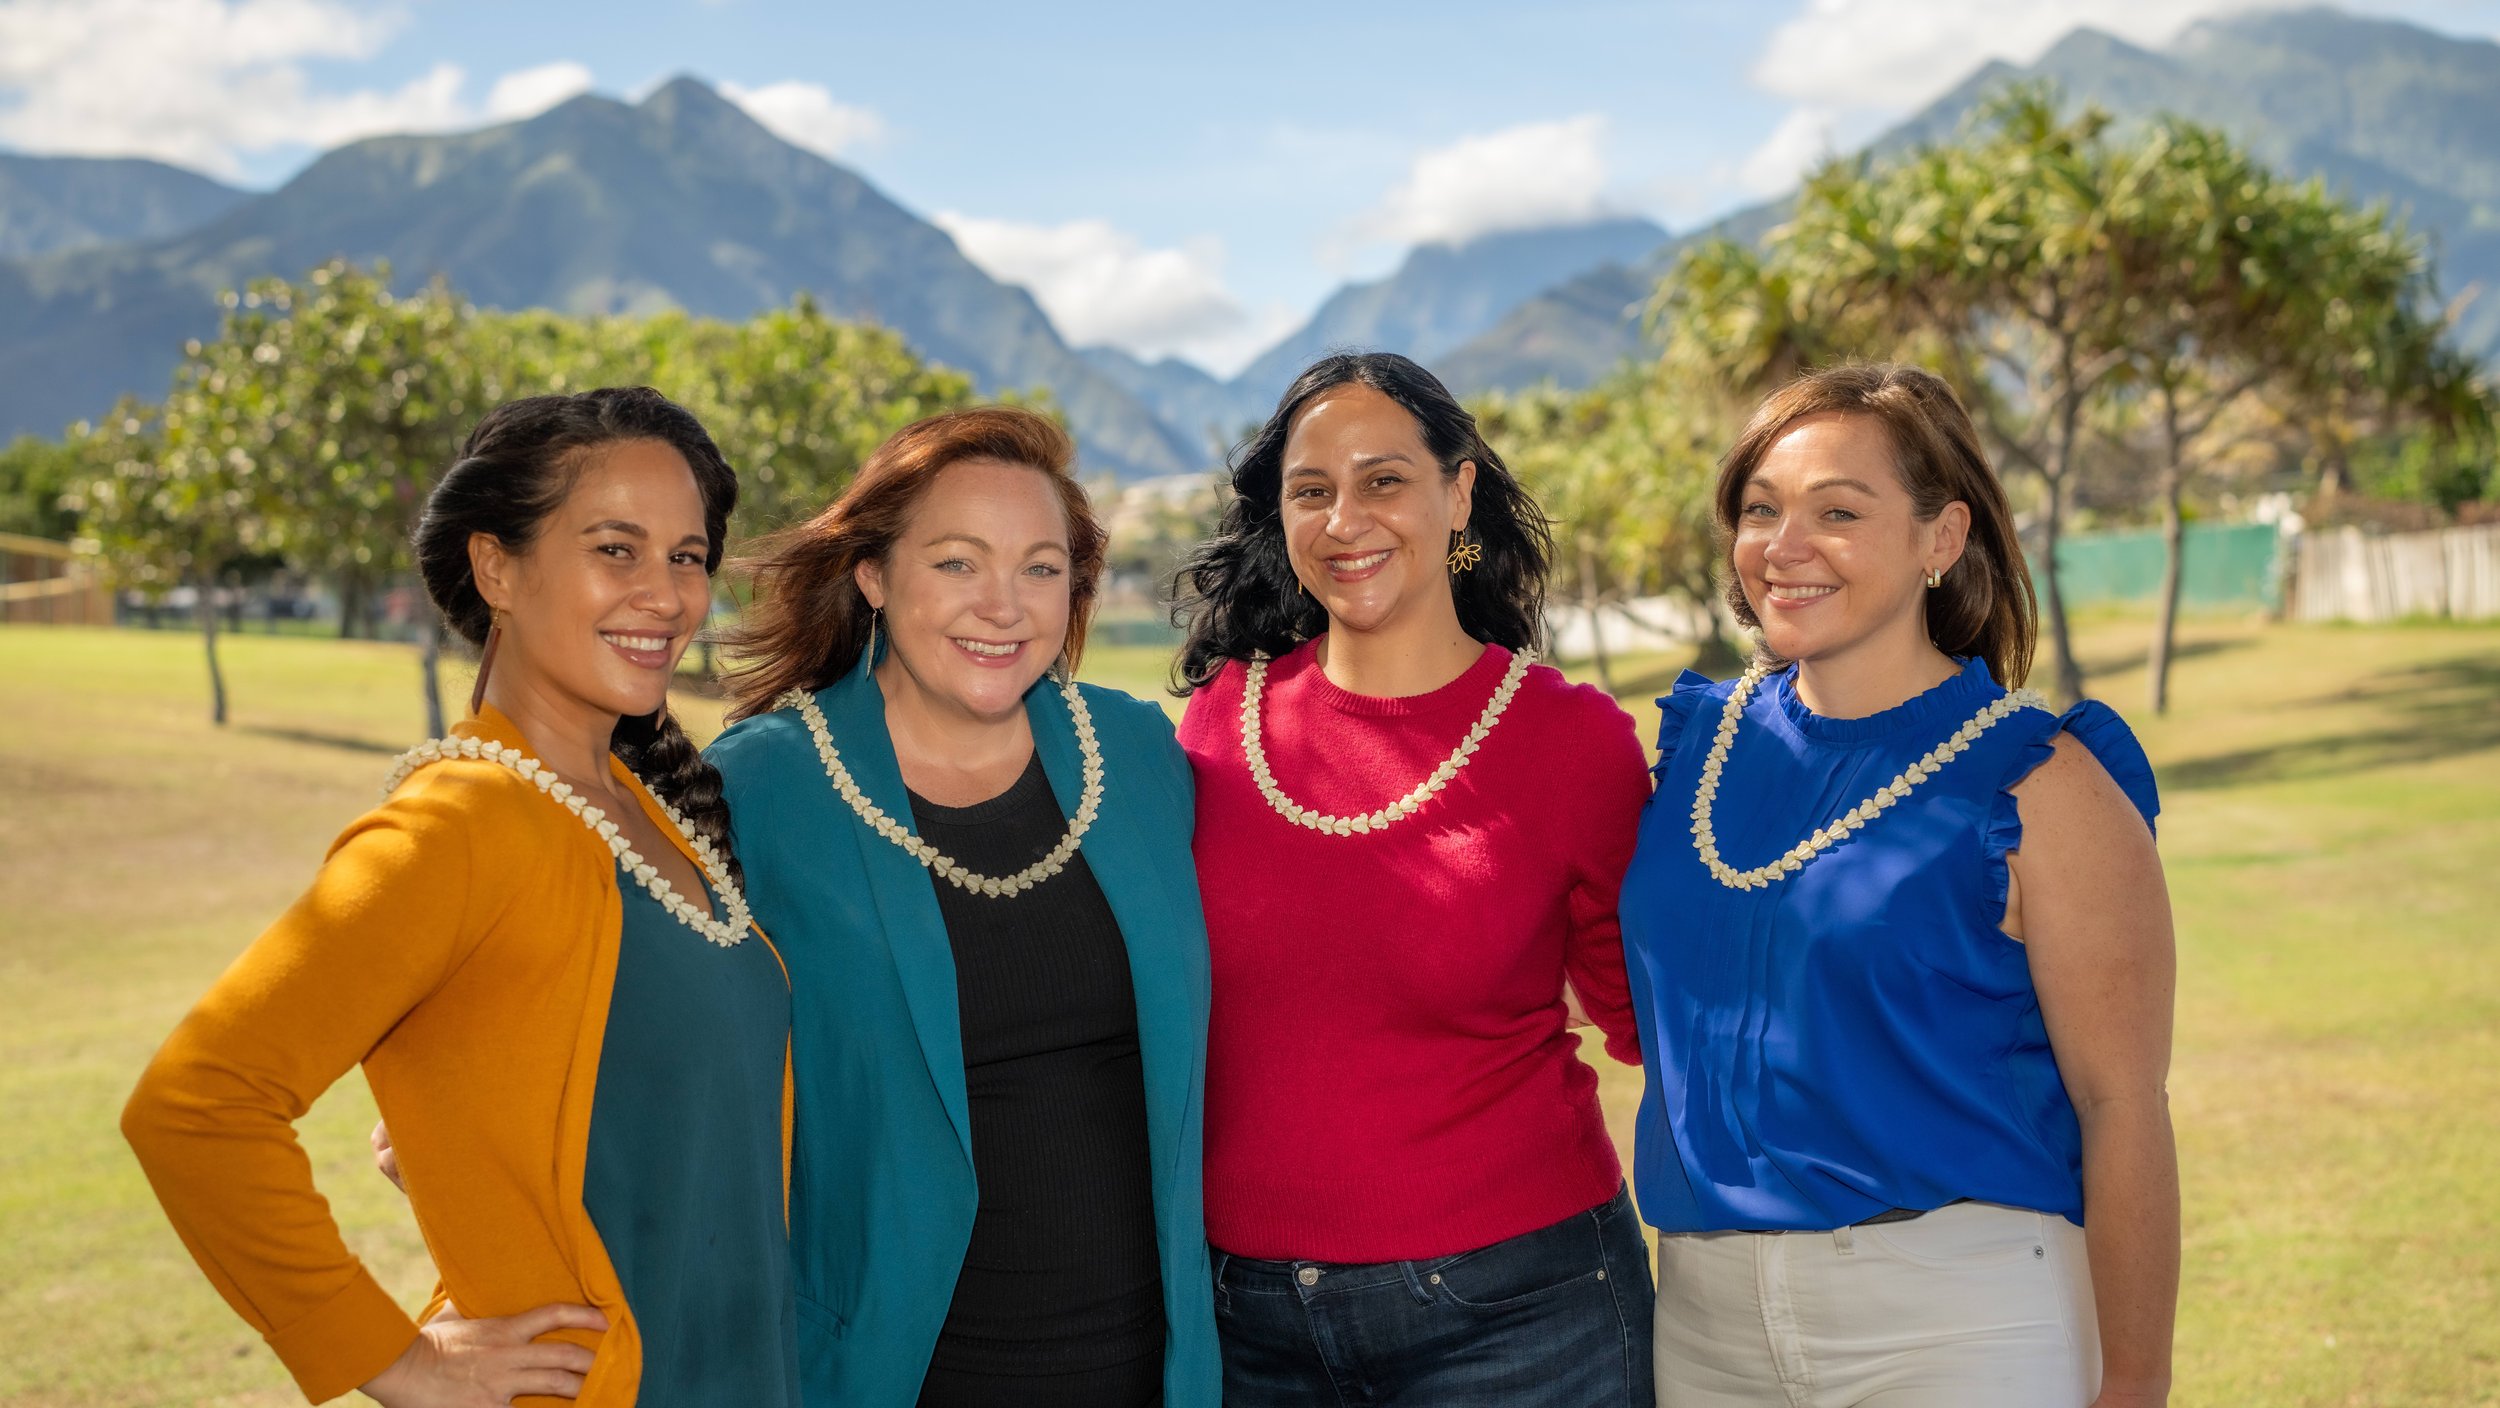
[1737,106,1841,196]
[486,60,594,121]
[1751,0,2270,109]
[0,0,598,177]
[719,80,883,160]
[935,213,1268,372]
[1350,115,1612,249]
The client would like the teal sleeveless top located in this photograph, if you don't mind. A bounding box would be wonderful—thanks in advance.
[585,860,798,1404]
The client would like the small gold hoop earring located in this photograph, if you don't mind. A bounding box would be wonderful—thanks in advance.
[1926,569,1943,589]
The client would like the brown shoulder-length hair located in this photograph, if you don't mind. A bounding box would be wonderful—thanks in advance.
[721,405,1106,722]
[1713,362,2038,687]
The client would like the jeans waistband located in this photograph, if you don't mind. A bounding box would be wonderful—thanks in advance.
[1214,1183,1636,1297]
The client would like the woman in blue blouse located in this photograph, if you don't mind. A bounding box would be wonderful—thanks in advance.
[1620,364,2178,1407]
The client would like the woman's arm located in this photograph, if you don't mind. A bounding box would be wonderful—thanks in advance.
[2007,732,2180,1408]
[1559,697,1654,1063]
[121,776,593,1404]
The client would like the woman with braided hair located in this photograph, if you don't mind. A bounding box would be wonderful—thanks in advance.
[123,387,799,1408]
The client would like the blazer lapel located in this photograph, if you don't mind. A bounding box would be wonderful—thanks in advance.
[816,656,975,1167]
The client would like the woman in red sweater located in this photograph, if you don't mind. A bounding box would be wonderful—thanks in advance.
[1170,352,1655,1406]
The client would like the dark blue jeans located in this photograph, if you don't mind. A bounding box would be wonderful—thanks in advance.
[1213,1184,1655,1407]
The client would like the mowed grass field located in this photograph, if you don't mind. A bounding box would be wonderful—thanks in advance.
[1,616,2494,1406]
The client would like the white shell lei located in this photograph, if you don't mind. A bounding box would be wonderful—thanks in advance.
[778,676,1105,900]
[1241,647,1535,836]
[1691,660,2049,891]
[381,736,754,947]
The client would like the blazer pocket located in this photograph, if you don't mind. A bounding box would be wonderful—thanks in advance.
[796,1294,848,1341]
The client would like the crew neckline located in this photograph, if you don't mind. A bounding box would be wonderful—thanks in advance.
[1770,655,1997,745]
[1267,637,1514,720]
[906,750,1052,825]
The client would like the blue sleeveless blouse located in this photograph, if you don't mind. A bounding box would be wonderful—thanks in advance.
[1618,657,2158,1233]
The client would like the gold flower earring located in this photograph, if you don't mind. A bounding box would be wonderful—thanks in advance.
[1446,529,1482,574]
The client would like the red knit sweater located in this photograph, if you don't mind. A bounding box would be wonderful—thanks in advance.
[1179,641,1650,1262]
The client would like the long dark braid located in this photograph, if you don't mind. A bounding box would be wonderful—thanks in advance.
[413,386,742,884]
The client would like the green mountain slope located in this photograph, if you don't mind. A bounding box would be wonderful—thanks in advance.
[1441,6,2500,391]
[0,154,246,259]
[0,79,1195,476]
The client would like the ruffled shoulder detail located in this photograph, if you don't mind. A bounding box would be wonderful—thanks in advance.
[1651,670,1727,767]
[1983,698,2163,919]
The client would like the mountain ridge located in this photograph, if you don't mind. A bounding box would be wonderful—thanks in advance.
[0,77,1198,477]
[0,153,247,259]
[1438,6,2500,391]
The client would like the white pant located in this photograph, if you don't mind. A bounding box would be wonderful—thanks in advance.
[1652,1201,2100,1407]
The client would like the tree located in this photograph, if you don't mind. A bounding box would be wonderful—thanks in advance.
[68,397,264,723]
[1648,83,2481,707]
[0,434,88,540]
[1484,369,1735,690]
[656,296,978,543]
[2113,126,2440,711]
[204,261,472,733]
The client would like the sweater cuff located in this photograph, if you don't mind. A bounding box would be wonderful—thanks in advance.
[264,1267,419,1404]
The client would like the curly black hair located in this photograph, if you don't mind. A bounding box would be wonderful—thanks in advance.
[1168,352,1552,691]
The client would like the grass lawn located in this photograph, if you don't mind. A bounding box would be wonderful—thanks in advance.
[1,616,2493,1406]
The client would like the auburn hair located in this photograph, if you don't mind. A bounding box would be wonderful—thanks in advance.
[722,406,1106,721]
[1713,362,2038,687]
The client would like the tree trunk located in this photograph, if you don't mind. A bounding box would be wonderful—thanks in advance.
[1579,541,1614,694]
[197,567,228,726]
[418,602,447,738]
[337,569,364,640]
[2037,365,2088,706]
[2148,388,2189,716]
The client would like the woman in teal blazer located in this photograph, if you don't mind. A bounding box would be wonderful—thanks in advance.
[706,406,1220,1408]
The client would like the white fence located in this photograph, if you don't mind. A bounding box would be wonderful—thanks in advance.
[2287,523,2500,623]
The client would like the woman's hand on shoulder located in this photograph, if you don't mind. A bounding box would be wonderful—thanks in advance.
[371,1120,405,1194]
[360,1302,607,1406]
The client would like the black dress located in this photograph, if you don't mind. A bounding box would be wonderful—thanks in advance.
[909,753,1166,1408]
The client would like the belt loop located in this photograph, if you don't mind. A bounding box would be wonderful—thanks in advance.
[1832,1224,1856,1255]
[1398,1260,1436,1305]
[1211,1250,1231,1314]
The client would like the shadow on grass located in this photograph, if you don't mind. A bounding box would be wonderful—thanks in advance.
[2163,657,2500,791]
[239,724,403,756]
[2079,634,2257,682]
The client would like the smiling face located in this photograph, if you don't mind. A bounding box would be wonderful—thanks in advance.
[855,456,1073,726]
[470,437,713,725]
[1278,381,1476,638]
[1732,411,1968,668]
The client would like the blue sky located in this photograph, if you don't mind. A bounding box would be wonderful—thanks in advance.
[4,0,2496,375]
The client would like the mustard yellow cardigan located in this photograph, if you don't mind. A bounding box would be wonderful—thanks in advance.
[122,706,787,1405]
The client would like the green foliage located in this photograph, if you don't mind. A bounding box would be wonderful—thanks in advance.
[1639,80,2492,705]
[1479,367,1736,677]
[650,295,977,541]
[0,434,87,540]
[51,262,980,592]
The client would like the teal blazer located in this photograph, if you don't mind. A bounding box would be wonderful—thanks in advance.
[706,651,1221,1408]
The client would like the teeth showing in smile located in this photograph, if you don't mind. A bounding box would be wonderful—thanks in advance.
[1331,550,1391,571]
[955,639,1020,657]
[1768,585,1837,601]
[602,632,672,651]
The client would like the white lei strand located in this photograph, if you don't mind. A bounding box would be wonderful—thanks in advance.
[1691,660,2049,891]
[1241,647,1536,836]
[778,675,1105,900]
[380,736,754,947]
